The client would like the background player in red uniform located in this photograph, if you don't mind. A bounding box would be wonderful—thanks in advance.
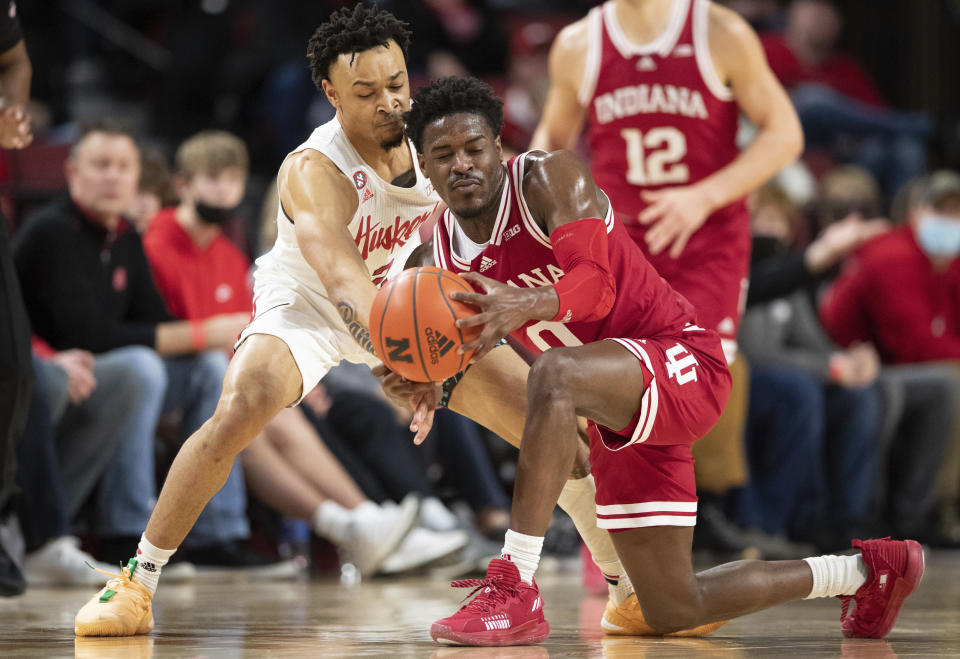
[531,0,804,555]
[406,76,921,647]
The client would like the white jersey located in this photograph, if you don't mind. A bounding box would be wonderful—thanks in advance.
[254,115,440,296]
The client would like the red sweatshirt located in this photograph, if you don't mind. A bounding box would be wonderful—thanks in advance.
[143,207,252,321]
[761,33,886,108]
[819,224,960,364]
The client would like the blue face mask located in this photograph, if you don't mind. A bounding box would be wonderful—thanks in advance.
[917,214,960,259]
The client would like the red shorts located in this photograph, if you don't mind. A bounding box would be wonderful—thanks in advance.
[589,327,732,531]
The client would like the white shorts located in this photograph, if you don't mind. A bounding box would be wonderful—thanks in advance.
[236,264,380,405]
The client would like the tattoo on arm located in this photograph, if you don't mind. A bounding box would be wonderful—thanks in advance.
[337,301,376,355]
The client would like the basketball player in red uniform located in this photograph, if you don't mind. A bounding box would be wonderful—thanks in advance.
[405,76,922,647]
[530,0,805,565]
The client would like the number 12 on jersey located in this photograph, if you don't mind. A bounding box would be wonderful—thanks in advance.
[622,127,689,186]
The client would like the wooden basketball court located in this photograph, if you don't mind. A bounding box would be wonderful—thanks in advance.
[3,551,958,657]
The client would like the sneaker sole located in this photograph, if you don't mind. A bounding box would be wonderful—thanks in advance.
[601,610,729,636]
[378,532,469,575]
[843,539,925,639]
[351,495,420,577]
[431,618,550,646]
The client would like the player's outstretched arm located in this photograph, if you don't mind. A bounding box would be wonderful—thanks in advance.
[530,18,589,152]
[691,4,803,211]
[281,149,378,355]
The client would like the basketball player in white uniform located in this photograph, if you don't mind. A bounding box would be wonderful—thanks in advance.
[74,5,631,638]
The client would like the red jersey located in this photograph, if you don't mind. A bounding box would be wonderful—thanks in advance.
[820,225,960,365]
[143,207,253,321]
[579,0,751,359]
[433,154,697,356]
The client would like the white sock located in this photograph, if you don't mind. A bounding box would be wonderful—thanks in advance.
[609,572,635,606]
[131,534,176,596]
[803,554,869,599]
[312,500,356,545]
[557,475,629,592]
[502,529,544,585]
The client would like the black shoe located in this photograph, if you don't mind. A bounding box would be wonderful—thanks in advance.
[692,498,755,556]
[0,542,26,596]
[180,540,301,579]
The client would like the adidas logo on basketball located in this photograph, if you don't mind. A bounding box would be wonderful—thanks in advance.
[480,256,497,272]
[425,328,454,364]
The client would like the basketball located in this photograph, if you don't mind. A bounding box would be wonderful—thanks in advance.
[369,266,481,382]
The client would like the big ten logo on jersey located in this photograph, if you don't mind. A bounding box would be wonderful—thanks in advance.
[665,343,698,385]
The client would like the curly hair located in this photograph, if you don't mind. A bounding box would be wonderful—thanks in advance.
[405,77,504,153]
[306,3,411,89]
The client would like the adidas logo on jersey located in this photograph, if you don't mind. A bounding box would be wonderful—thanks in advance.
[672,44,694,57]
[425,328,454,364]
[479,256,498,272]
[361,188,374,203]
[636,56,657,71]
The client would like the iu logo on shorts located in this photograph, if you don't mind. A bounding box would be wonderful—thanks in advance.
[665,343,698,385]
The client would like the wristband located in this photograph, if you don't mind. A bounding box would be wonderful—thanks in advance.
[190,319,206,351]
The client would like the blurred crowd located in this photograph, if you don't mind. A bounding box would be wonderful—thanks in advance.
[2,0,960,596]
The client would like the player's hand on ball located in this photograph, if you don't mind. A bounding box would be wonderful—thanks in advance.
[450,271,558,362]
[638,185,714,258]
[372,363,442,445]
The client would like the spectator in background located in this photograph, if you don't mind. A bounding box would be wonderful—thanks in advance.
[740,182,883,551]
[144,131,462,576]
[127,147,175,234]
[817,165,883,227]
[15,348,170,586]
[0,0,33,596]
[821,171,960,542]
[748,171,889,308]
[760,0,931,195]
[12,120,286,573]
[385,0,508,78]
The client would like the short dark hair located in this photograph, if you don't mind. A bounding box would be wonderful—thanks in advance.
[72,117,137,155]
[405,77,504,153]
[306,3,411,90]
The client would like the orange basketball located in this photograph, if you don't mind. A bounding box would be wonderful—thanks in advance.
[370,266,481,382]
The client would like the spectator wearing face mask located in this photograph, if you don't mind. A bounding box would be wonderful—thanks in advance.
[821,171,960,543]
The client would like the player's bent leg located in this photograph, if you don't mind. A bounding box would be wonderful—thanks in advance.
[449,347,623,583]
[610,526,924,639]
[432,342,645,646]
[611,525,810,634]
[144,333,302,550]
[75,335,302,637]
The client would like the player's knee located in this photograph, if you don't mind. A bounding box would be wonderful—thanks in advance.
[211,382,285,444]
[527,348,578,406]
[640,600,703,635]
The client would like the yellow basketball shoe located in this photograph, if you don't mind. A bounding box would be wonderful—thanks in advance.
[75,559,154,637]
[602,593,728,637]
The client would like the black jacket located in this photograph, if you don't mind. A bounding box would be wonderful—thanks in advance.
[14,197,172,353]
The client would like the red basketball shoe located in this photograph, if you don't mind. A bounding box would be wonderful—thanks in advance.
[840,538,924,638]
[431,558,550,646]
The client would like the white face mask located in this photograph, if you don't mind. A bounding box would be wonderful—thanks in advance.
[917,214,960,259]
